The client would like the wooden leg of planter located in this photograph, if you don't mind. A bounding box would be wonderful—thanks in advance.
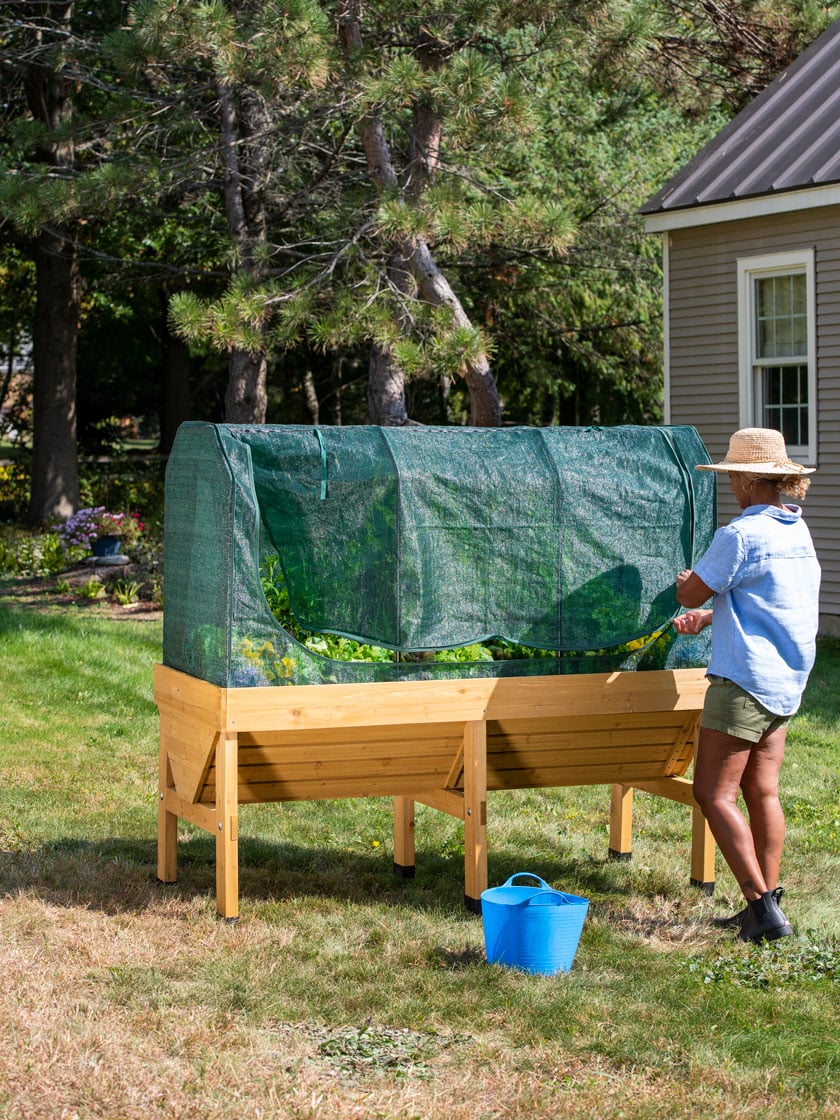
[393,797,416,878]
[463,720,487,913]
[215,731,239,920]
[157,746,178,884]
[690,805,715,894]
[608,783,633,862]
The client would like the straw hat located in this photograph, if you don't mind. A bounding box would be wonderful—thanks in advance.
[697,428,814,475]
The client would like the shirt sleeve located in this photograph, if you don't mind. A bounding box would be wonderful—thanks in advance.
[693,525,745,594]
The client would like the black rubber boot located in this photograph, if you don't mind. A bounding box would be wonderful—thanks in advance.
[714,886,784,930]
[737,889,793,943]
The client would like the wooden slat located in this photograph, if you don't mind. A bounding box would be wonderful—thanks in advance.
[488,710,699,736]
[152,665,707,733]
[200,772,476,803]
[236,730,464,763]
[232,757,456,785]
[487,741,692,772]
[488,725,692,752]
[485,759,689,790]
[199,759,691,804]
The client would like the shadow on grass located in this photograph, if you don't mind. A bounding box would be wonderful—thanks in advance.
[0,833,631,920]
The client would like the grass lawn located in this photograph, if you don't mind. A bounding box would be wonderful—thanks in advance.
[0,601,837,1119]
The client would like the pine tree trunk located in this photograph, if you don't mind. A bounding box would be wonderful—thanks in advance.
[225,348,268,423]
[337,4,502,427]
[302,369,320,425]
[28,228,81,523]
[23,0,81,521]
[367,345,410,425]
[218,80,269,423]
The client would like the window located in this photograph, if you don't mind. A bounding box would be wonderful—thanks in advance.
[737,250,816,464]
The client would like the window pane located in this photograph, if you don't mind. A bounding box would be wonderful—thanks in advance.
[775,317,792,355]
[755,273,807,360]
[760,364,808,447]
[782,368,800,403]
[766,367,781,403]
[793,274,806,314]
[780,410,800,446]
[756,278,771,318]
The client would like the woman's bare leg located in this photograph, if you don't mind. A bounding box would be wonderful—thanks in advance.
[739,725,787,891]
[692,728,768,900]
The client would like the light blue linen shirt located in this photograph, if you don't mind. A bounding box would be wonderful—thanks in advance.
[693,503,820,716]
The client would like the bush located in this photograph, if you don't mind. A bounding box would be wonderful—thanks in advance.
[0,528,81,578]
[0,461,31,522]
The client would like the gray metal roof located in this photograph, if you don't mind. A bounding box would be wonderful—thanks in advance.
[641,18,840,215]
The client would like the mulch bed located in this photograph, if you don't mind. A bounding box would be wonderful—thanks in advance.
[0,562,162,622]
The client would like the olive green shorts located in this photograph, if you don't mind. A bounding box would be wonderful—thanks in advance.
[701,675,790,744]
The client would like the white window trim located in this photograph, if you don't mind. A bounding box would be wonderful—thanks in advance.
[662,232,671,425]
[737,249,816,465]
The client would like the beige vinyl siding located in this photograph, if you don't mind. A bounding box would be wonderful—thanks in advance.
[667,204,840,626]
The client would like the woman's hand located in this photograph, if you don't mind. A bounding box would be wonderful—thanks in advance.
[673,609,712,635]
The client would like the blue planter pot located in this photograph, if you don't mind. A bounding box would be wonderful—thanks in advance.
[91,534,122,557]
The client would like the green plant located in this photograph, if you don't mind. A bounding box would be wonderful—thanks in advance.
[53,578,73,595]
[258,553,667,668]
[689,935,840,988]
[77,577,104,600]
[0,528,79,578]
[110,579,142,606]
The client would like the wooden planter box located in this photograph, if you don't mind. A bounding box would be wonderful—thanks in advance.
[156,663,714,919]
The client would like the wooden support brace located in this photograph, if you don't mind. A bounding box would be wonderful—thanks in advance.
[393,796,416,878]
[608,783,634,861]
[462,720,488,913]
[215,731,240,920]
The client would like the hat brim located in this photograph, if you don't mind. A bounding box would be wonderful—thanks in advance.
[696,461,815,475]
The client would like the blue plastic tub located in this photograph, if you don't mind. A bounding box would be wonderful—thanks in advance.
[481,873,589,975]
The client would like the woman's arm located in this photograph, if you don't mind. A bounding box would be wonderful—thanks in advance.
[675,568,715,609]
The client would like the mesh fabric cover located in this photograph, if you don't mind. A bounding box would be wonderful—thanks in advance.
[163,424,714,686]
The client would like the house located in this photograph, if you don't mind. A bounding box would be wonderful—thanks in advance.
[641,17,840,636]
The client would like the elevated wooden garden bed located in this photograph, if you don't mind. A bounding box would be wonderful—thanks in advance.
[155,663,714,919]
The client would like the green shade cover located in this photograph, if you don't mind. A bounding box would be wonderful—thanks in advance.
[163,423,715,686]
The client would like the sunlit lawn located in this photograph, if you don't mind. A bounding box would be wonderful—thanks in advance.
[0,602,837,1119]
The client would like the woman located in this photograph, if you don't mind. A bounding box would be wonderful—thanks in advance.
[674,428,820,942]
